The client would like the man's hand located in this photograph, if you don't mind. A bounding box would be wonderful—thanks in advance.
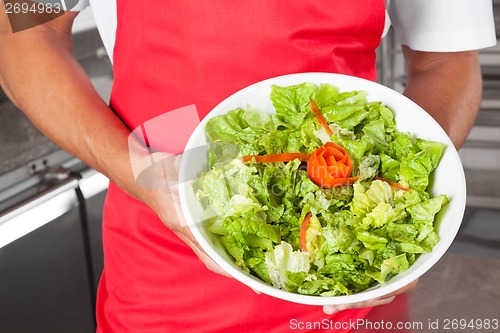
[144,186,231,277]
[133,151,231,277]
[323,279,418,315]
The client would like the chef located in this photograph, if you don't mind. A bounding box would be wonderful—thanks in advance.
[0,1,496,332]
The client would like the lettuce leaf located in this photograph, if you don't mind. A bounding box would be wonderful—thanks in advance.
[265,241,310,291]
[399,141,446,192]
[197,82,450,295]
[205,108,265,155]
[270,83,317,128]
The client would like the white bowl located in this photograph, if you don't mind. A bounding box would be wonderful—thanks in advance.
[178,72,466,306]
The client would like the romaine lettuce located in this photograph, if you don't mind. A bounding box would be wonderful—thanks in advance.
[196,82,449,296]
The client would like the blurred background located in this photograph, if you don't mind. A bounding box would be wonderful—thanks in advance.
[0,3,499,332]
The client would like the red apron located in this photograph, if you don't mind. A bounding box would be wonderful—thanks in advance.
[98,1,386,332]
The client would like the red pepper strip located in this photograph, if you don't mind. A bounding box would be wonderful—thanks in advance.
[299,212,312,252]
[310,99,333,137]
[242,152,309,163]
[307,142,359,188]
[375,176,410,192]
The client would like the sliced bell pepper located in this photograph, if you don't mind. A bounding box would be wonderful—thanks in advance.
[299,212,323,254]
[310,98,333,137]
[299,212,312,252]
[375,176,410,192]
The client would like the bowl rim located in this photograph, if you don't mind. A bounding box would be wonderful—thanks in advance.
[178,72,466,306]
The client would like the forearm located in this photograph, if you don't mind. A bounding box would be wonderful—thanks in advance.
[1,12,230,276]
[402,47,482,149]
[0,13,146,202]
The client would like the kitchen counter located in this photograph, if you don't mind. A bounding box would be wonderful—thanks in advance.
[352,253,500,332]
[0,102,62,177]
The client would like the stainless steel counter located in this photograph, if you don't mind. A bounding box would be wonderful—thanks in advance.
[0,102,64,176]
[352,253,500,332]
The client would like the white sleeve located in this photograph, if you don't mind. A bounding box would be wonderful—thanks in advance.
[87,0,117,62]
[69,0,90,11]
[388,0,497,52]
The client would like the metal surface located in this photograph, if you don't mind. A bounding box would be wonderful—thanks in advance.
[79,168,109,199]
[0,177,80,248]
[74,169,109,312]
[0,102,69,178]
[0,192,96,333]
[79,172,108,299]
[0,164,108,331]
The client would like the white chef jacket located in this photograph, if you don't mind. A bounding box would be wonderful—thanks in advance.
[72,0,497,64]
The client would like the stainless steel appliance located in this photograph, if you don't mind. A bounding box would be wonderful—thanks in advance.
[0,146,109,332]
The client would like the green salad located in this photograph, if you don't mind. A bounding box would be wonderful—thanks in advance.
[194,82,449,296]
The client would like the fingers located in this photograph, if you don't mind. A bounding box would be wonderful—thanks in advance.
[128,135,229,278]
[323,296,395,315]
[147,186,230,278]
[136,151,231,280]
[322,279,418,315]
